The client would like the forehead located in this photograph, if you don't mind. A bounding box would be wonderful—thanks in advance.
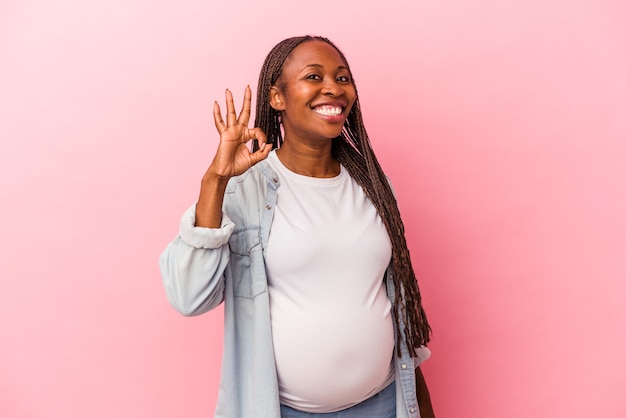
[282,40,347,73]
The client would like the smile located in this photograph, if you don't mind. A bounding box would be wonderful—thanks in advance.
[312,105,343,117]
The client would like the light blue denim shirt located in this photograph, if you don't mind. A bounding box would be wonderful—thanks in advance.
[160,160,430,418]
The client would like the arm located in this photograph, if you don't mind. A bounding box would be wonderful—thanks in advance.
[198,86,271,228]
[160,87,271,316]
[416,366,435,418]
[159,205,234,316]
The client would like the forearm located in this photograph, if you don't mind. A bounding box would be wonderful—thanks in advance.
[195,173,229,228]
[160,204,235,316]
[416,366,435,418]
[160,237,229,316]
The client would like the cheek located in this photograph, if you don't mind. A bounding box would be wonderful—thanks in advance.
[347,91,357,112]
[347,87,357,104]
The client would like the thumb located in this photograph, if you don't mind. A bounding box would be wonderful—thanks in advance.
[250,143,272,165]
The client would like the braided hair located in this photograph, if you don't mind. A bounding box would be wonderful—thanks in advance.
[253,36,431,356]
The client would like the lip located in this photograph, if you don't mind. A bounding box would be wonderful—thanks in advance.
[310,100,348,123]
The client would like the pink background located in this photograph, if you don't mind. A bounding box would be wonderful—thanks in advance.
[1,0,625,417]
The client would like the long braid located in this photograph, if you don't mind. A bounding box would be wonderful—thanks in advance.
[253,37,308,151]
[254,36,431,356]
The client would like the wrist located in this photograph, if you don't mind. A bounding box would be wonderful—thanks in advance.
[201,170,230,188]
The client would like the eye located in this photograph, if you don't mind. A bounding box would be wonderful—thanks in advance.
[336,75,351,83]
[305,73,321,80]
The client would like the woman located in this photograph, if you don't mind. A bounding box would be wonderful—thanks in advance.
[160,35,434,417]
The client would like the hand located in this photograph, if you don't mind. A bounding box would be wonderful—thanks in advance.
[206,86,271,181]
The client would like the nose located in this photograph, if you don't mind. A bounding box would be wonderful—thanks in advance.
[322,79,343,97]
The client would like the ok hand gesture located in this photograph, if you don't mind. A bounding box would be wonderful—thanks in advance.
[195,86,272,228]
[207,86,272,180]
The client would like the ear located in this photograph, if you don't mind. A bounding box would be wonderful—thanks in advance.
[269,86,285,111]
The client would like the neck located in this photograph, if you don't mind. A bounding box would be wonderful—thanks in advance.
[276,139,340,178]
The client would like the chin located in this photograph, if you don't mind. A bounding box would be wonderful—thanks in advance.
[323,127,345,139]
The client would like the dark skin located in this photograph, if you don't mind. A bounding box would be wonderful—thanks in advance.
[196,85,271,228]
[197,40,435,416]
[268,41,355,178]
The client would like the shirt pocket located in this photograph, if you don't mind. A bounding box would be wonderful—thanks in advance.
[228,227,267,299]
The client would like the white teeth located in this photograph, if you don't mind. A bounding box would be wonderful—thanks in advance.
[313,105,342,116]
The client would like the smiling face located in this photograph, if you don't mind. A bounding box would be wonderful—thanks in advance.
[270,40,357,146]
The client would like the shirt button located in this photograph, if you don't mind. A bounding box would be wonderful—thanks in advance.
[266,205,272,210]
[409,407,415,413]
[401,363,407,369]
[272,177,278,183]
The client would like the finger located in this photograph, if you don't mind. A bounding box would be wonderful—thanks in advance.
[248,128,271,164]
[237,85,252,126]
[213,101,226,134]
[250,142,272,165]
[225,89,237,127]
[247,127,267,146]
[259,141,273,158]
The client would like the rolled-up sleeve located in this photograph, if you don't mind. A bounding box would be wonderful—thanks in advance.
[414,346,432,368]
[159,204,234,316]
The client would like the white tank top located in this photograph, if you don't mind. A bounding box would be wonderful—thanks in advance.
[265,151,395,413]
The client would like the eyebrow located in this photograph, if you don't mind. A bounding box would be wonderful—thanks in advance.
[300,63,349,72]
